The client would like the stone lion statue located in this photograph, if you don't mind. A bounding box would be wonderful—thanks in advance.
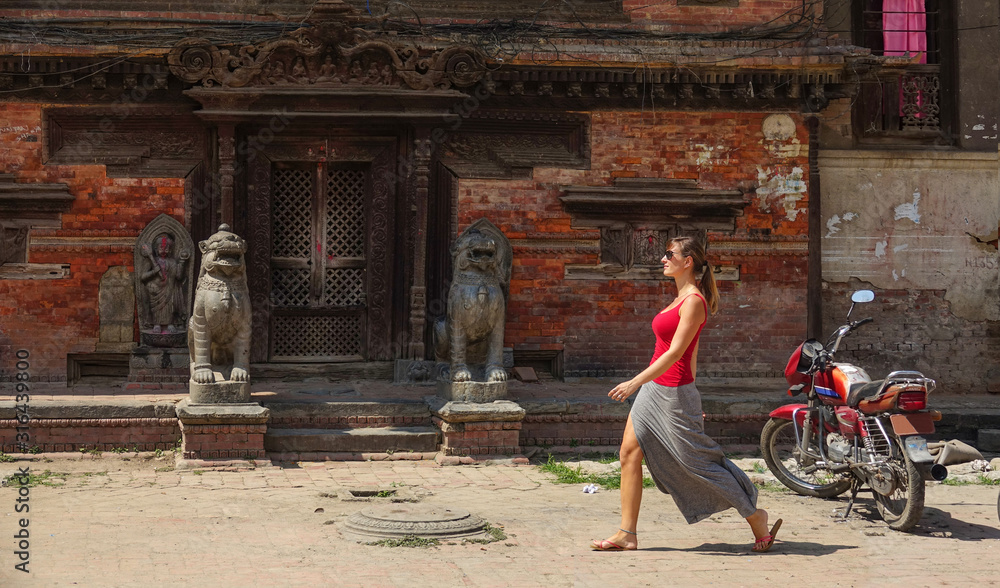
[188,224,252,385]
[434,219,512,383]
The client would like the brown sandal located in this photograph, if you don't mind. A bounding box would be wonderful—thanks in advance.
[590,528,637,551]
[751,519,782,553]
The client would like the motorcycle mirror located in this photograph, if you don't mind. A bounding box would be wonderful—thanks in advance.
[847,289,874,319]
[851,290,875,304]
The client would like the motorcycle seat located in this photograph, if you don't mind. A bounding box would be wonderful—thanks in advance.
[847,380,885,407]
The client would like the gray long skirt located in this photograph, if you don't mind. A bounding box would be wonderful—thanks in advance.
[630,381,758,524]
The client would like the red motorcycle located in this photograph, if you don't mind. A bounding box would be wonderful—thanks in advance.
[760,290,947,531]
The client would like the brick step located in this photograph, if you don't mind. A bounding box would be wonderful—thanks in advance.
[264,426,439,454]
[264,399,434,429]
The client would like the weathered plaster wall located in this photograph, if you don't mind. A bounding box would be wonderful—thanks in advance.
[957,0,1000,152]
[819,149,1000,392]
[820,150,999,320]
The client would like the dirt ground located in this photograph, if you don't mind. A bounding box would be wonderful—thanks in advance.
[1,452,999,587]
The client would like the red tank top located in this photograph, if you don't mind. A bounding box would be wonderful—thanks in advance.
[649,293,708,386]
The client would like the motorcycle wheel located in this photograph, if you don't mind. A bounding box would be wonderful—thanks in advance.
[873,442,925,532]
[759,417,852,498]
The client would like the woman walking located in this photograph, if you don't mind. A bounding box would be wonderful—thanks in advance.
[591,236,781,552]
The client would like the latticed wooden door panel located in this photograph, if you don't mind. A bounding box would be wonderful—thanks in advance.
[269,163,368,362]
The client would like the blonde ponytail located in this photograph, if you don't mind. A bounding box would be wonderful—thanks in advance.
[700,263,719,315]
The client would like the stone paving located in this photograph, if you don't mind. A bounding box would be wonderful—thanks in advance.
[0,452,998,587]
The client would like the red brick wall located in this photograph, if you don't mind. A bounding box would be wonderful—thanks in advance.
[457,110,811,379]
[0,104,185,382]
[0,418,180,453]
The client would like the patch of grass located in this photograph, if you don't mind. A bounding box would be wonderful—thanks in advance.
[941,475,1000,487]
[375,490,394,498]
[3,470,67,488]
[153,449,164,458]
[366,535,441,548]
[154,466,174,473]
[464,523,508,545]
[539,455,653,490]
[192,470,204,476]
[0,453,16,463]
[79,447,102,457]
[754,480,792,493]
[27,446,42,455]
[751,461,766,474]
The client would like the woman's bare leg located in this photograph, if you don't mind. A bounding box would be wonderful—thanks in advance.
[746,508,769,539]
[592,414,643,549]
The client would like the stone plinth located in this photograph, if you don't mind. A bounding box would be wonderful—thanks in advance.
[126,346,189,389]
[437,380,508,403]
[189,376,251,404]
[427,397,524,458]
[175,398,269,461]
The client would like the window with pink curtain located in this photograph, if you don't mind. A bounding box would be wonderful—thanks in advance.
[882,0,927,64]
[881,0,928,119]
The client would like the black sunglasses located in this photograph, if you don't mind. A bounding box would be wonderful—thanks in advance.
[663,250,687,261]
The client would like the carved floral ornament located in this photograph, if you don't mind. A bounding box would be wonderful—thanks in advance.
[167,23,488,92]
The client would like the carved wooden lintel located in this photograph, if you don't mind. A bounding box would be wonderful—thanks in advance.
[0,174,75,265]
[560,178,745,280]
[560,178,746,227]
[167,23,488,92]
[0,263,71,280]
[0,174,75,220]
[45,108,209,178]
[440,111,590,179]
[564,263,740,281]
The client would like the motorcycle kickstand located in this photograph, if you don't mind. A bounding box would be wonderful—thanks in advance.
[837,478,864,522]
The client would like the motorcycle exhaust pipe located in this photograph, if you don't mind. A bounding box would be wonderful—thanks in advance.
[919,463,948,482]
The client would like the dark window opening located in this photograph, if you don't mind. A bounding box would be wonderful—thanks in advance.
[853,0,951,144]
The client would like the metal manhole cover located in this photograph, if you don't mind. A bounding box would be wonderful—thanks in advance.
[342,505,488,541]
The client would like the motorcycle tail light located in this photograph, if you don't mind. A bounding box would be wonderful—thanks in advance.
[897,391,927,412]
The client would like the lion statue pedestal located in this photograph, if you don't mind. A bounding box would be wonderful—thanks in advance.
[434,219,512,403]
[176,225,269,465]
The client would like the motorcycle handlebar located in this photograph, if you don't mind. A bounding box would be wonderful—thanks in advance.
[823,317,875,359]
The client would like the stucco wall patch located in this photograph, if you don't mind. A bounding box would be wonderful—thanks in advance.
[756,166,806,221]
[825,211,857,238]
[893,190,922,224]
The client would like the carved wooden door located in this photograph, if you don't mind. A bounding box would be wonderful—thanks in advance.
[268,162,368,361]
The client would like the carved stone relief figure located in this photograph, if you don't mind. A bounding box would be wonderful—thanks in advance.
[291,56,309,84]
[348,60,364,83]
[266,60,289,84]
[134,214,195,348]
[314,54,341,83]
[141,234,190,332]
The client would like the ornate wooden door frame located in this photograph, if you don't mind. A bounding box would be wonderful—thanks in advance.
[246,135,397,364]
